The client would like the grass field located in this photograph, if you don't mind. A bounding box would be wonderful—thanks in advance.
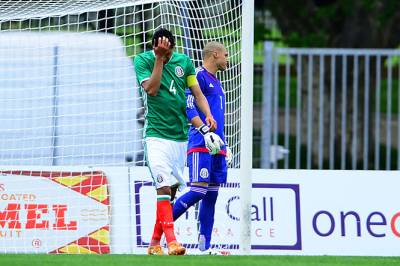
[0,255,399,266]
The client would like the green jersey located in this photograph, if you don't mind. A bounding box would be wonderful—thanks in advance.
[134,51,196,141]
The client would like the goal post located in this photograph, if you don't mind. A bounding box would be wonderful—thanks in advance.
[0,0,253,254]
[240,0,254,255]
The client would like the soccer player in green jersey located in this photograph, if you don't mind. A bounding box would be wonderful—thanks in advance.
[134,28,220,255]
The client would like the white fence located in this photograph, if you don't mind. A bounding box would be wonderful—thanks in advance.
[260,42,400,170]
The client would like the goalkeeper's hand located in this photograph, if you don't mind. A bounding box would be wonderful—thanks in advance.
[226,146,233,165]
[198,125,224,155]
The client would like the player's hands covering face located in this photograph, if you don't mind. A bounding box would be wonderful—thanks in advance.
[154,36,171,60]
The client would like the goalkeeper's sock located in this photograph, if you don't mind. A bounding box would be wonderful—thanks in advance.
[198,185,219,251]
[157,195,177,244]
[173,185,207,220]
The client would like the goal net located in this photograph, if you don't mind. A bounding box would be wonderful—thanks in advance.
[0,0,246,254]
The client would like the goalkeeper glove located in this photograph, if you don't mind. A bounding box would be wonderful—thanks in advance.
[198,124,224,155]
[225,145,233,165]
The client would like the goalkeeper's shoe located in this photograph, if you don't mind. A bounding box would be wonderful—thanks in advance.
[147,245,164,255]
[199,248,231,256]
[167,241,186,255]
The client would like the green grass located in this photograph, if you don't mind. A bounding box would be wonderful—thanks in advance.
[0,255,399,266]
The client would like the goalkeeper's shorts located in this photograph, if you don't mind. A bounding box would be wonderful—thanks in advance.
[144,137,187,190]
[187,152,227,184]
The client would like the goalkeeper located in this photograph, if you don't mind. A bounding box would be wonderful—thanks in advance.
[134,28,218,256]
[173,41,231,254]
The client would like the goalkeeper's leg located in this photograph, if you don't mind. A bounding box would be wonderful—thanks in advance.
[173,152,211,220]
[198,184,219,251]
[198,155,227,251]
[173,184,207,220]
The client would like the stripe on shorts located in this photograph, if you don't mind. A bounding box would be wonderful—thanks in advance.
[208,185,220,192]
[192,152,199,182]
[190,185,208,195]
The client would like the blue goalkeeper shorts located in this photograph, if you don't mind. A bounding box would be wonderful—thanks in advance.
[187,152,227,184]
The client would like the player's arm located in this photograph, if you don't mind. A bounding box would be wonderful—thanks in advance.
[186,91,223,154]
[188,78,217,131]
[186,91,206,129]
[141,37,170,96]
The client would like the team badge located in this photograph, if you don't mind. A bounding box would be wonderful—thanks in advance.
[200,168,209,178]
[156,174,164,183]
[175,66,184,77]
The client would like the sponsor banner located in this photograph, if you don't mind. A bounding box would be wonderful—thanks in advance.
[0,169,110,254]
[134,181,300,254]
[132,167,400,256]
[264,169,400,257]
[132,167,301,255]
[2,165,397,255]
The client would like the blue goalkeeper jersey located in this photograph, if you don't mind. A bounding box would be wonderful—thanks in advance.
[186,66,226,155]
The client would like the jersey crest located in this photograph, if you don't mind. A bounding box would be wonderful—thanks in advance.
[200,168,209,178]
[156,174,164,183]
[175,66,184,77]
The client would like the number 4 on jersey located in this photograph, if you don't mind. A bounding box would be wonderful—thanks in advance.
[169,80,177,95]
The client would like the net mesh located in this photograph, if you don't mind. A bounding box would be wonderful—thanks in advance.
[0,0,243,254]
[0,0,242,167]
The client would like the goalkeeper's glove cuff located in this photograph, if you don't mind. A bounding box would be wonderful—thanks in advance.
[226,146,233,165]
[198,124,223,155]
[197,124,210,135]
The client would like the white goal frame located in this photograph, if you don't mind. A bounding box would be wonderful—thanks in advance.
[0,0,254,255]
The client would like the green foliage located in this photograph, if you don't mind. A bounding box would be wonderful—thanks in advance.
[361,0,376,10]
[286,31,329,48]
[253,43,264,64]
[388,56,400,67]
[262,0,400,48]
[254,22,267,43]
[376,78,400,114]
[384,47,400,67]
[377,0,400,27]
[254,27,293,65]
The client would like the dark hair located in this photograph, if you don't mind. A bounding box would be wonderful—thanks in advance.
[152,28,175,48]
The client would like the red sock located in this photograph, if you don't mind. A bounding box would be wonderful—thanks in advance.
[157,198,176,244]
[149,217,163,246]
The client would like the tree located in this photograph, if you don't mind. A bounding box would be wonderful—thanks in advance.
[264,0,400,48]
[263,0,400,169]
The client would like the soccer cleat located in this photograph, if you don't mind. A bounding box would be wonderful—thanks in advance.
[199,248,231,256]
[147,245,164,255]
[167,241,186,255]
